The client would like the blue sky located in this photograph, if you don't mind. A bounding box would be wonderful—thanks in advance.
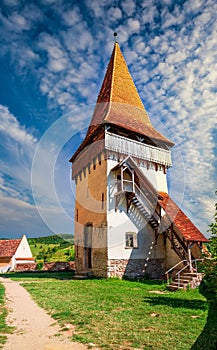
[0,0,216,238]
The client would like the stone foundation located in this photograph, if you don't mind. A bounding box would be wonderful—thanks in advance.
[15,263,37,271]
[108,258,165,279]
[14,261,75,272]
[75,245,108,278]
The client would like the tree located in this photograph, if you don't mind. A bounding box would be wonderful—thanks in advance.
[208,190,217,259]
[201,190,217,296]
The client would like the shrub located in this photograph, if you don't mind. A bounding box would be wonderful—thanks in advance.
[36,262,44,270]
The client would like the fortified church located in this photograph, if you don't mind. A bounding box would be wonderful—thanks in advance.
[70,41,208,279]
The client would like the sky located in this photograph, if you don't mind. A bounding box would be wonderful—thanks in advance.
[0,0,216,238]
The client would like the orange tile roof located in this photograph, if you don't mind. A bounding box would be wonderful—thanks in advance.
[0,239,21,257]
[90,43,174,145]
[16,257,35,261]
[70,42,174,162]
[97,43,149,112]
[158,192,208,242]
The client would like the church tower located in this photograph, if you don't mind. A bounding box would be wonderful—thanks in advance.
[70,42,208,279]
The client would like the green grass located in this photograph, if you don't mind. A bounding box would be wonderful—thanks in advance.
[0,283,13,348]
[6,273,217,350]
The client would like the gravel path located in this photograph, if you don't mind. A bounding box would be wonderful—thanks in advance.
[1,277,89,350]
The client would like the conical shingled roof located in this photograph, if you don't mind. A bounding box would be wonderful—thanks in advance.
[70,42,173,162]
[91,42,173,145]
[94,42,151,125]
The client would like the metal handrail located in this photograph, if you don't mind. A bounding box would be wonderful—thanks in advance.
[165,260,188,285]
[166,259,204,287]
[165,260,188,276]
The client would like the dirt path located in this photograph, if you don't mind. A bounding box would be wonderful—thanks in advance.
[1,277,90,350]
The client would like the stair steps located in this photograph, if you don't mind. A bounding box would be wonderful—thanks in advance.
[167,272,204,291]
[131,196,158,229]
[73,271,89,280]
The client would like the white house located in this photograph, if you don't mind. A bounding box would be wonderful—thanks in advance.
[0,235,35,273]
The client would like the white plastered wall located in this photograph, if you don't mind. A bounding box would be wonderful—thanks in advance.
[107,159,160,260]
[140,166,168,193]
[15,235,33,259]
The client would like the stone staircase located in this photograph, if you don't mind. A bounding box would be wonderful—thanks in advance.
[167,271,204,291]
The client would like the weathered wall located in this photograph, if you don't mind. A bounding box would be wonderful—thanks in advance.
[14,261,75,272]
[75,157,107,227]
[108,258,165,279]
[0,257,11,266]
[74,156,108,274]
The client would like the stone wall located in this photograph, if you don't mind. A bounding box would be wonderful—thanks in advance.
[108,258,165,279]
[42,261,75,271]
[15,263,37,271]
[92,247,108,278]
[15,261,75,272]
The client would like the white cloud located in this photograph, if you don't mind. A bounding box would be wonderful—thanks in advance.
[128,18,140,33]
[0,105,37,144]
[8,12,30,31]
[85,0,108,18]
[62,7,81,26]
[121,0,136,16]
[107,7,122,22]
[48,57,68,72]
[0,105,77,235]
[3,0,19,6]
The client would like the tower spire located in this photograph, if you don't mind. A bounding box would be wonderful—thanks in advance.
[70,41,174,163]
[114,32,118,43]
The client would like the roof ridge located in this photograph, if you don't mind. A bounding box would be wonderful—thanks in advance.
[110,43,116,104]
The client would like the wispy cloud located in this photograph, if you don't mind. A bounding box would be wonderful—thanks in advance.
[0,105,37,144]
[0,105,74,235]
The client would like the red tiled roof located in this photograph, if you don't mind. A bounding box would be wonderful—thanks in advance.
[158,192,208,242]
[15,257,35,261]
[0,239,21,257]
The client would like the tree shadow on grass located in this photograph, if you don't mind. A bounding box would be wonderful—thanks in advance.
[143,295,207,311]
[190,285,217,350]
[0,271,74,280]
[143,287,217,350]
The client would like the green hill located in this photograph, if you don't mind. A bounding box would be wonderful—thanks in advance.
[28,234,74,263]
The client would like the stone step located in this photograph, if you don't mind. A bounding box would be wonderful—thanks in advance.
[168,272,204,291]
[182,272,201,276]
[73,271,89,280]
[168,284,185,291]
[73,275,88,280]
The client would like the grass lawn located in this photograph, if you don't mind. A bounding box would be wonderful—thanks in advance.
[5,272,217,350]
[0,283,13,348]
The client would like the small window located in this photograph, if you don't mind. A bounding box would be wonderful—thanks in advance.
[125,232,138,248]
